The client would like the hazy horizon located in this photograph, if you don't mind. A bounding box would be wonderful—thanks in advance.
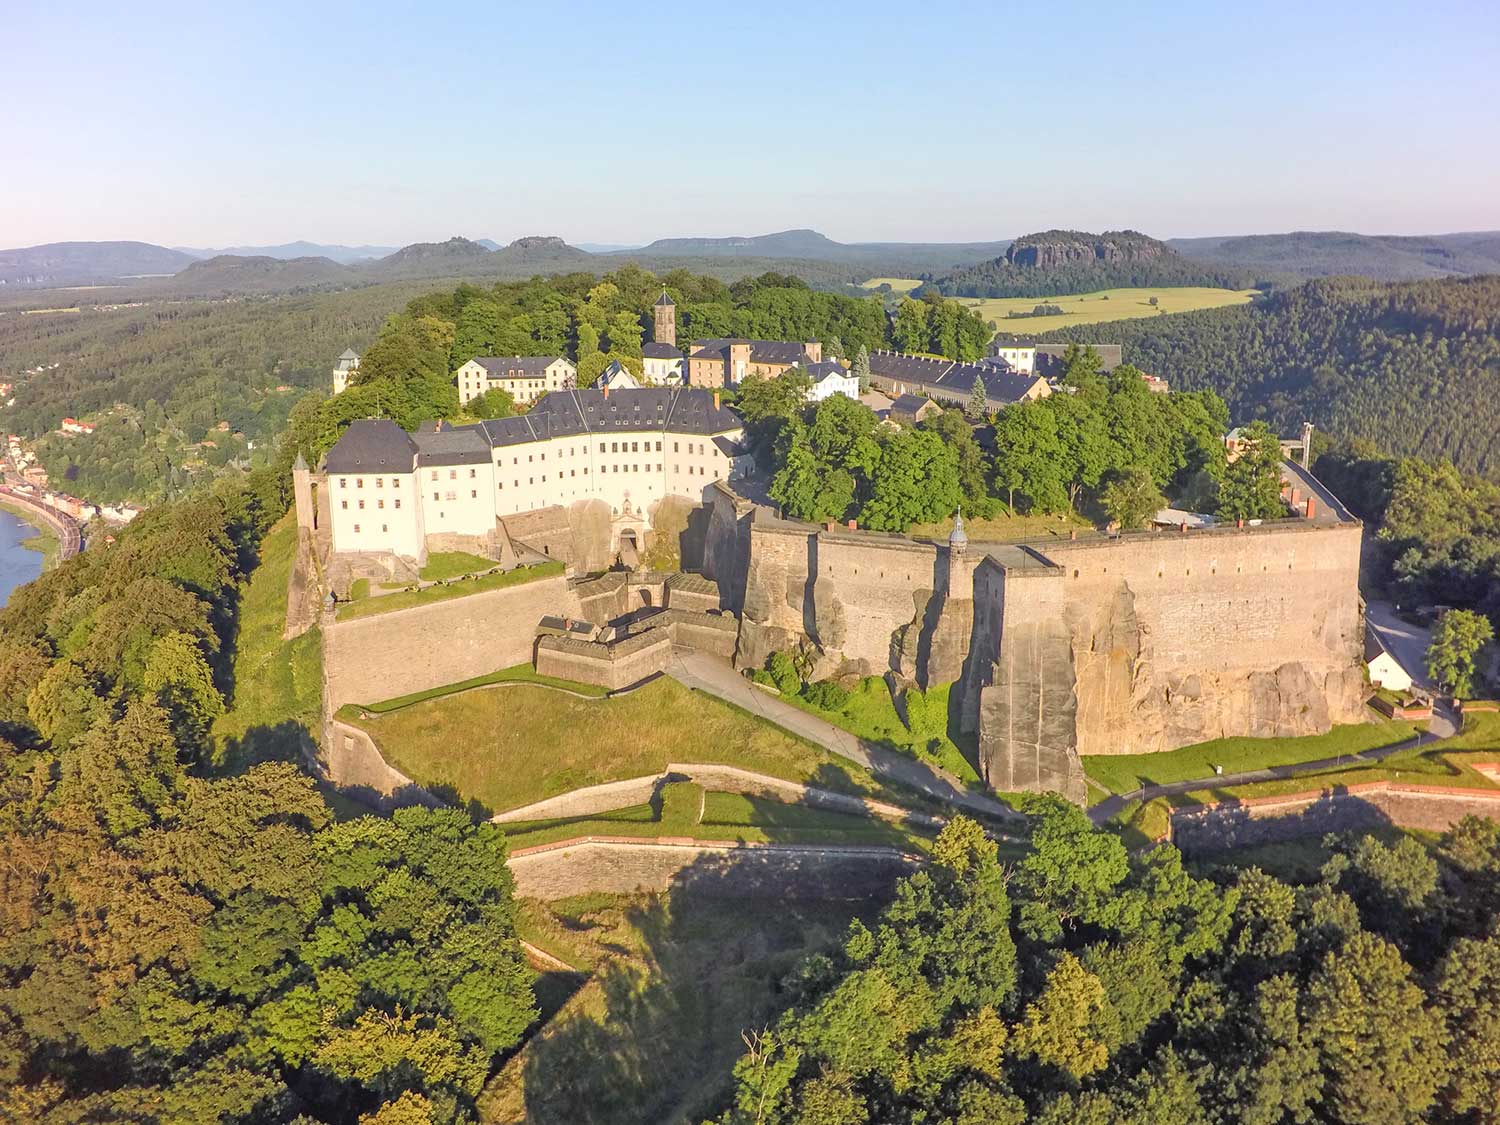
[5,0,1497,248]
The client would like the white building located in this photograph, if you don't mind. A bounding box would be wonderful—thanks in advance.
[801,360,861,403]
[988,342,1036,374]
[641,342,685,385]
[333,348,360,394]
[455,356,577,408]
[594,361,641,391]
[1365,631,1414,693]
[325,387,747,564]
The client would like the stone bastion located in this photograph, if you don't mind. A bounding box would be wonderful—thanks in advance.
[699,481,1366,803]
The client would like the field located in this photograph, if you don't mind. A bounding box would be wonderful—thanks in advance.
[956,286,1257,333]
[210,514,324,771]
[353,674,916,815]
[482,891,875,1125]
[859,277,923,293]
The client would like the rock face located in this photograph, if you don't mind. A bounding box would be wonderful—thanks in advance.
[699,483,1367,805]
[1006,229,1170,269]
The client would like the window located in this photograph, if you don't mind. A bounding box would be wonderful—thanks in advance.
[469,468,476,478]
[341,500,347,510]
[339,478,347,488]
[430,470,438,481]
[395,499,401,509]
[449,469,457,480]
[381,524,388,533]
[376,478,383,488]
[358,499,365,509]
[631,442,638,452]
[433,492,439,501]
[471,490,477,498]
[655,441,661,451]
[445,490,457,500]
[392,478,400,489]
[528,455,533,463]
[673,441,679,453]
[356,478,364,488]
[611,442,618,453]
[599,443,605,453]
[353,524,360,533]
[377,499,384,509]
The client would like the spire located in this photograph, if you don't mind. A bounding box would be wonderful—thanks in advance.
[948,507,967,548]
[293,450,308,472]
[654,287,675,307]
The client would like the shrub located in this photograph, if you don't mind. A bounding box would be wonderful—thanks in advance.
[801,679,851,711]
[767,651,802,696]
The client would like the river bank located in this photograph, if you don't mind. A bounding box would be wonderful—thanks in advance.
[0,500,60,569]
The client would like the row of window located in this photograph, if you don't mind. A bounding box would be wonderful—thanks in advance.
[340,477,401,489]
[339,442,726,494]
[342,499,403,510]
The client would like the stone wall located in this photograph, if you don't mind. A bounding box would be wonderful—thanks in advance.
[508,837,919,901]
[534,630,673,690]
[1170,782,1500,855]
[324,573,579,708]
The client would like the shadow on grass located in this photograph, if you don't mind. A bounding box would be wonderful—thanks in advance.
[1170,788,1397,858]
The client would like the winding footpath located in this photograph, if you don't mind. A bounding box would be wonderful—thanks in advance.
[664,648,1019,822]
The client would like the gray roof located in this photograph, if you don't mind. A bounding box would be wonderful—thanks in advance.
[1033,343,1124,374]
[712,434,747,457]
[339,348,360,360]
[866,349,1044,405]
[654,290,675,307]
[324,419,418,473]
[469,355,567,380]
[691,338,812,366]
[801,360,850,381]
[413,423,491,466]
[482,387,742,448]
[890,393,935,414]
[642,342,683,359]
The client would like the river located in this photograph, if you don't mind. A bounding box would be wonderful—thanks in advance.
[0,509,45,607]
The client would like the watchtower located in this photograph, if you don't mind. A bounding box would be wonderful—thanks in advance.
[946,508,968,595]
[653,289,676,348]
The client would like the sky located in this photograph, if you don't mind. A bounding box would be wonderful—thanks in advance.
[4,0,1498,248]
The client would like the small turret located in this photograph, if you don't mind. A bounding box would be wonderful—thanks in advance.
[946,508,968,596]
[292,449,314,530]
[653,288,676,348]
[948,507,968,549]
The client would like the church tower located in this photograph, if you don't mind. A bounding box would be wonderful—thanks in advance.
[653,289,676,348]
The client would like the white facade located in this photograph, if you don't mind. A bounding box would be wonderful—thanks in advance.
[642,354,684,384]
[806,369,861,403]
[333,349,360,394]
[328,468,425,559]
[456,357,577,407]
[990,344,1036,374]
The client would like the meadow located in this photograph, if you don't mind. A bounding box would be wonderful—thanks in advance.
[954,285,1257,333]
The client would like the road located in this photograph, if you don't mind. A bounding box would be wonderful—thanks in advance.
[1365,598,1435,692]
[663,649,1019,822]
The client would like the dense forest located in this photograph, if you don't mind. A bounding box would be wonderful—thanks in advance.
[710,806,1500,1124]
[926,230,1258,299]
[1037,276,1500,477]
[0,459,536,1122]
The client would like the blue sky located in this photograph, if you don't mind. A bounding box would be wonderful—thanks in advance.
[4,0,1497,247]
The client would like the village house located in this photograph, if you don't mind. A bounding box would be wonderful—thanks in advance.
[889,393,941,427]
[800,359,861,403]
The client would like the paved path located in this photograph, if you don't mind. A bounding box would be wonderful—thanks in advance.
[1088,701,1460,823]
[664,649,1018,822]
[1365,599,1436,692]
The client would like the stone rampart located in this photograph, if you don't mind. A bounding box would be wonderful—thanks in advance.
[1170,781,1500,854]
[534,629,673,690]
[324,573,579,708]
[507,837,919,900]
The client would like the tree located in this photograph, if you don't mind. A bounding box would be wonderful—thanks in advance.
[966,376,988,420]
[1100,467,1165,530]
[1426,608,1494,698]
[991,404,1066,513]
[860,429,961,532]
[467,387,515,420]
[920,408,998,518]
[27,658,111,747]
[851,345,870,395]
[142,631,224,755]
[1435,934,1500,1122]
[1216,420,1285,521]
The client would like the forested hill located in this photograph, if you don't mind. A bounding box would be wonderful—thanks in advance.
[926,229,1257,298]
[1035,275,1500,476]
[1171,230,1500,282]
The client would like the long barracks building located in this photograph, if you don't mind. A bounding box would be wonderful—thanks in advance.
[324,387,749,565]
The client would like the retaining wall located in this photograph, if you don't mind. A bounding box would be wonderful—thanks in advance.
[324,573,579,707]
[1170,780,1500,854]
[507,837,920,900]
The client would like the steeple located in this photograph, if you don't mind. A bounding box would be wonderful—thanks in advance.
[948,507,967,549]
[652,288,676,348]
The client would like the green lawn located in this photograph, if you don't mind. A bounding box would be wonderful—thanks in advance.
[339,662,607,716]
[421,550,498,581]
[499,781,931,852]
[859,277,924,293]
[907,505,1096,543]
[354,674,919,816]
[1083,720,1420,799]
[1163,712,1500,806]
[487,892,875,1125]
[958,286,1257,334]
[335,560,563,621]
[774,677,981,784]
[211,514,324,771]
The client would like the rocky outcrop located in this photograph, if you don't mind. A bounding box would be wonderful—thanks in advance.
[1006,229,1170,269]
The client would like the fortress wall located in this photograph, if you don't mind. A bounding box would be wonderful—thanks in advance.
[809,534,938,674]
[534,630,674,690]
[736,523,815,669]
[1040,522,1365,755]
[701,483,754,612]
[324,574,579,708]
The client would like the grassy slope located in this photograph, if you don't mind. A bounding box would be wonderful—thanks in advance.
[1083,720,1421,798]
[335,559,563,620]
[498,781,931,852]
[484,892,874,1125]
[959,285,1256,334]
[354,675,916,815]
[211,513,323,771]
[339,663,608,716]
[420,550,497,581]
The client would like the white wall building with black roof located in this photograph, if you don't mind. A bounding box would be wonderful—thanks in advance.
[322,387,747,565]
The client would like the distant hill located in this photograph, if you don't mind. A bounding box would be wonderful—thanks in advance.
[0,240,197,288]
[366,236,496,278]
[175,240,397,264]
[1170,230,1500,281]
[487,235,595,271]
[474,238,502,251]
[168,254,353,294]
[614,228,1011,277]
[927,229,1257,298]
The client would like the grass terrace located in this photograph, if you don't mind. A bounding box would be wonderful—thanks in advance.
[350,674,924,816]
[1082,720,1421,799]
[337,662,607,717]
[335,559,563,621]
[420,549,499,581]
[960,285,1257,333]
[498,780,933,852]
[908,505,1096,544]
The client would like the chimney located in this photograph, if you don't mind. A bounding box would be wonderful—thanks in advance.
[847,519,857,531]
[825,521,836,532]
[602,385,609,399]
[1069,529,1077,540]
[713,390,721,410]
[1305,497,1316,519]
[1289,487,1300,506]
